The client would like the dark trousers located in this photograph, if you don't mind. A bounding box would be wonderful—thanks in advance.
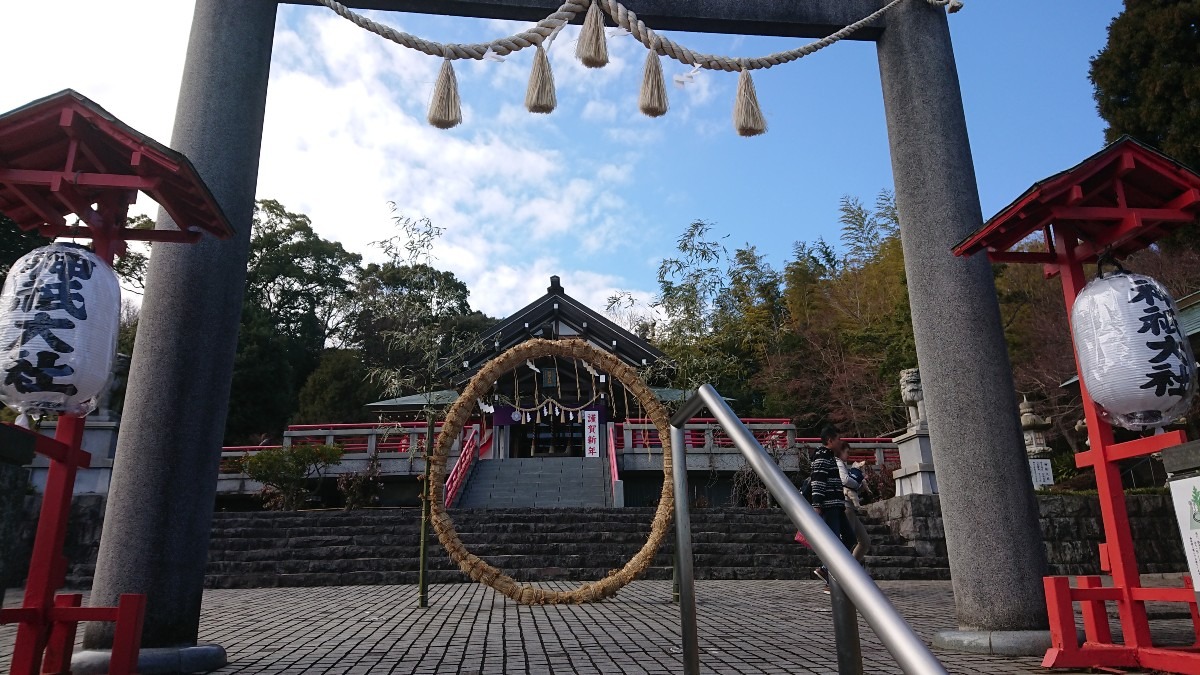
[819,506,858,572]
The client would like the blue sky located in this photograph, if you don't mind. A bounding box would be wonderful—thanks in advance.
[2,0,1125,318]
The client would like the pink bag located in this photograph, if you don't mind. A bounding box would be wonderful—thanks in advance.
[794,530,812,548]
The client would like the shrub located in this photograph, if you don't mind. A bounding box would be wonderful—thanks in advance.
[242,444,343,510]
[337,453,382,510]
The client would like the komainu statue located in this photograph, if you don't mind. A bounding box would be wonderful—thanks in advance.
[900,367,926,431]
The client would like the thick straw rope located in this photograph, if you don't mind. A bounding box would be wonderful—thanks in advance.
[599,0,907,72]
[314,0,586,58]
[429,338,675,605]
[316,0,961,68]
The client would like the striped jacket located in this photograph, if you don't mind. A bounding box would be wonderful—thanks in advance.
[809,446,846,509]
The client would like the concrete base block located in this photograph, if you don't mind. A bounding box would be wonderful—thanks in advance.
[73,644,227,674]
[893,431,938,495]
[934,629,1079,657]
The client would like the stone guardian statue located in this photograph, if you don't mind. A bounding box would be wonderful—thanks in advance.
[900,367,926,432]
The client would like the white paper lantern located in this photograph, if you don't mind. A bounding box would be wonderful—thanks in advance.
[0,243,121,416]
[1071,271,1196,430]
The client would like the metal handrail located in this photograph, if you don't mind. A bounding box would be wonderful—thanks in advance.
[669,384,948,675]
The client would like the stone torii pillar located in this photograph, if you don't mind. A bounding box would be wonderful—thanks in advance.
[79,0,279,671]
[878,1,1049,648]
[78,0,1049,669]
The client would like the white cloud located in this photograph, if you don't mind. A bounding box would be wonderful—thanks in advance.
[581,100,618,123]
[250,6,668,317]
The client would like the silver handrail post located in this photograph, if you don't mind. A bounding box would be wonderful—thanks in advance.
[676,384,947,675]
[671,425,701,675]
[830,577,864,675]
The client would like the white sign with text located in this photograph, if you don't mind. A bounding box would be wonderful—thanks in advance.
[1029,459,1054,488]
[584,410,600,458]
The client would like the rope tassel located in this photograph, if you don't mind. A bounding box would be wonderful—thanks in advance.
[525,44,557,114]
[428,58,462,129]
[733,68,766,137]
[576,1,609,68]
[638,40,668,118]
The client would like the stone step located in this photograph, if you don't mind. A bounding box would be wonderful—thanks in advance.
[204,533,926,559]
[456,458,608,509]
[192,506,947,589]
[200,562,948,591]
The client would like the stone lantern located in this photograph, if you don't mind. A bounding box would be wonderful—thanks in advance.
[1020,398,1053,458]
[1020,398,1054,488]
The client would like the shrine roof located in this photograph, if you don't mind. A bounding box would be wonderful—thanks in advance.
[453,275,664,386]
[954,137,1200,263]
[1180,291,1200,340]
[0,89,233,242]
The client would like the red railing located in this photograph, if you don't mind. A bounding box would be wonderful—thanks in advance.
[285,421,444,456]
[218,422,452,475]
[608,423,619,503]
[615,418,900,466]
[444,426,480,507]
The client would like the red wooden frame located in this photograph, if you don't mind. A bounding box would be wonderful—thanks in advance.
[0,89,234,260]
[0,420,145,675]
[954,137,1200,673]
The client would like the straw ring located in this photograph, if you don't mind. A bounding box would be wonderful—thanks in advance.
[428,338,675,604]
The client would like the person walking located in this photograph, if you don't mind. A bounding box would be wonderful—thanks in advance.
[810,425,857,591]
[836,443,872,565]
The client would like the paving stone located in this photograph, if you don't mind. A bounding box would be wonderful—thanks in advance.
[9,580,1192,673]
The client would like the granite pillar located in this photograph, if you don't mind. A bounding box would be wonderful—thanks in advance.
[876,1,1050,635]
[81,0,278,658]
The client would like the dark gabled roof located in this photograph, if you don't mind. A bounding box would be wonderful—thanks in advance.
[954,136,1200,264]
[365,389,460,411]
[1180,291,1200,339]
[0,89,233,242]
[454,275,664,385]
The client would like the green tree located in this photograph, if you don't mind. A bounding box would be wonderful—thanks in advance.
[110,214,154,295]
[0,218,50,278]
[1089,0,1200,172]
[351,262,473,373]
[767,190,914,436]
[294,349,384,424]
[351,208,490,396]
[226,304,296,444]
[224,200,363,443]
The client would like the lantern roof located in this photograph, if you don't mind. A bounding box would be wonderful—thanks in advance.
[953,136,1200,264]
[0,89,233,243]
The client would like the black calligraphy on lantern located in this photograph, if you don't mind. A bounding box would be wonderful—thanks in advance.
[6,312,75,353]
[1137,305,1174,336]
[1128,276,1189,400]
[1147,335,1185,364]
[1130,278,1168,307]
[1141,362,1192,398]
[3,249,92,399]
[10,251,91,319]
[3,350,78,395]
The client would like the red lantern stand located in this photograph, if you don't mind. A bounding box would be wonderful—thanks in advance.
[954,137,1200,673]
[0,90,233,674]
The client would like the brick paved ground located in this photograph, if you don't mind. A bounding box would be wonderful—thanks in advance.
[3,580,1196,673]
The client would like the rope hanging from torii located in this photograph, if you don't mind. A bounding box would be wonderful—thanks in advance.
[314,0,963,136]
[427,338,675,604]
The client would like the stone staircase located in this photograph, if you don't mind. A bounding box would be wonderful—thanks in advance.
[201,507,950,589]
[455,457,608,508]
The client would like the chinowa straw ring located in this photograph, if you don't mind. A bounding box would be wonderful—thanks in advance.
[428,338,675,604]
